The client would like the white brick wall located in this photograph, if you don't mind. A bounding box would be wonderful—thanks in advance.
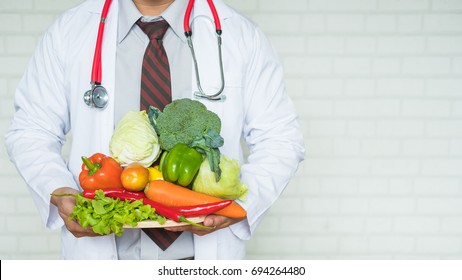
[1,0,462,260]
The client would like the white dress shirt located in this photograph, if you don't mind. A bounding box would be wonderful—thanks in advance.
[114,0,194,260]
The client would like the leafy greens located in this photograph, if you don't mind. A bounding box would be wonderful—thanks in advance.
[69,190,166,236]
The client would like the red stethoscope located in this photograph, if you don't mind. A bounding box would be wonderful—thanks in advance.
[84,0,225,109]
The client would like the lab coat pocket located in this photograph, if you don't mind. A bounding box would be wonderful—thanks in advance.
[197,71,243,120]
[195,71,245,156]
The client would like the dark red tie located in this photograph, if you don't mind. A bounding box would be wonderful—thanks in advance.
[137,19,172,111]
[137,19,181,251]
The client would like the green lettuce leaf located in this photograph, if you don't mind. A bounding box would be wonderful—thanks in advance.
[69,190,165,236]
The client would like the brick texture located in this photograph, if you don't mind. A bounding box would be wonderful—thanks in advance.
[1,0,462,259]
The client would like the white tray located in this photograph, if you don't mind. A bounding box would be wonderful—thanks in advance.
[124,216,205,228]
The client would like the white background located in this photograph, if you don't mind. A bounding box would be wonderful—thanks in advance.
[1,0,462,259]
[3,260,462,279]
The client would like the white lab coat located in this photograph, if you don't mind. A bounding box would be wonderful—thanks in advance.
[5,0,305,259]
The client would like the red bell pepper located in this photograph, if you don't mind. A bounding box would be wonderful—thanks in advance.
[78,153,124,190]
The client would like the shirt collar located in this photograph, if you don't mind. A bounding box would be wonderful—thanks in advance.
[118,0,187,44]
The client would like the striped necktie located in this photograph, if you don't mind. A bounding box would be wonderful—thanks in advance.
[137,19,172,111]
[137,19,181,251]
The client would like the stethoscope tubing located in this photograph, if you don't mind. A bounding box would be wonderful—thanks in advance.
[187,33,225,101]
[184,0,221,35]
[91,0,112,86]
[86,0,226,108]
[184,0,225,101]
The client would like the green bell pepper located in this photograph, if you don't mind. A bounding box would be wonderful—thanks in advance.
[160,143,204,187]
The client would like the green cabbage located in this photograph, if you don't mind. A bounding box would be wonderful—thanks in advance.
[192,154,248,201]
[109,111,161,168]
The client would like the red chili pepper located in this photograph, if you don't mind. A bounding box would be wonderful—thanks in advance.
[104,192,144,202]
[173,200,232,217]
[103,192,213,229]
[78,153,124,190]
[82,188,146,199]
[140,198,210,228]
[124,190,146,198]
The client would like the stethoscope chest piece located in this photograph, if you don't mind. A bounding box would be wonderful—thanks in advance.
[84,85,109,109]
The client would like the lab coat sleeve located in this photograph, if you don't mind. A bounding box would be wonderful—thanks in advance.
[231,25,305,239]
[4,17,78,230]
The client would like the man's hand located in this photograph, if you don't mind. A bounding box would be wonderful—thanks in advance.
[51,187,100,238]
[164,215,245,236]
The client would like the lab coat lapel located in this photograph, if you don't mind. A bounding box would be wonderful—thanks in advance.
[66,0,119,167]
[62,0,120,260]
[99,0,118,153]
[71,0,118,156]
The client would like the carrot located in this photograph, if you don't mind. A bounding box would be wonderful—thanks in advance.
[145,180,247,219]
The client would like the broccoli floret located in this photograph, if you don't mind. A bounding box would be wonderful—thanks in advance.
[148,98,224,181]
[152,98,221,150]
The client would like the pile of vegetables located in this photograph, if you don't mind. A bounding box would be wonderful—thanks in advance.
[66,98,248,236]
[70,152,242,236]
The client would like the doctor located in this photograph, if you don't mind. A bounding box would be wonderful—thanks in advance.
[5,0,305,260]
